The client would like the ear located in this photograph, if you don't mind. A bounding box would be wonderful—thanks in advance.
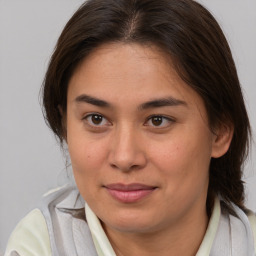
[211,122,234,158]
[58,105,63,117]
[58,105,67,142]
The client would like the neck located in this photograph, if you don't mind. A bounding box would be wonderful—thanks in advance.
[103,204,209,256]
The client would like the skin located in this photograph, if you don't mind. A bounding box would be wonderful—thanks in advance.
[66,43,233,256]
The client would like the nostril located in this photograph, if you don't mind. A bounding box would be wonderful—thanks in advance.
[110,163,142,172]
[108,141,147,171]
[110,163,118,169]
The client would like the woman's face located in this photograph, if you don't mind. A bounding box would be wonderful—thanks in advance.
[66,43,221,234]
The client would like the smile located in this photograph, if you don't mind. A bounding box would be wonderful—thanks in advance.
[104,183,157,203]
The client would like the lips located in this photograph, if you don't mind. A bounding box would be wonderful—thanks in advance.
[104,183,157,203]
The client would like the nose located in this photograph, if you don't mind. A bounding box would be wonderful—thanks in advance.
[108,125,147,172]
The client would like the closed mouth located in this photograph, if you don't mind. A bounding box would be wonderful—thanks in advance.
[103,183,157,203]
[104,183,157,191]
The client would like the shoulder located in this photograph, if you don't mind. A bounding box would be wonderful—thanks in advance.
[5,208,51,256]
[4,185,76,256]
[247,210,256,245]
[5,185,96,256]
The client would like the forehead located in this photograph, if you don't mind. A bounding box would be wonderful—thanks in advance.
[67,42,204,110]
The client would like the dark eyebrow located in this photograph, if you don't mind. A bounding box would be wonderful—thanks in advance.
[139,97,187,110]
[74,94,186,109]
[75,94,110,107]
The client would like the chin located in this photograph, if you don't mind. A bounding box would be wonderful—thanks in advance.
[102,211,159,234]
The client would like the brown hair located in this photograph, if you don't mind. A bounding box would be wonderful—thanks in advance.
[42,0,251,213]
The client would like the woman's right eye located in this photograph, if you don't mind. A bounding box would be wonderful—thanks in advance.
[83,113,111,127]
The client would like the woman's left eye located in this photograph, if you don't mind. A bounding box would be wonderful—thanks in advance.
[145,115,175,128]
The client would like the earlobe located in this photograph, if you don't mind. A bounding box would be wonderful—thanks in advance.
[211,123,234,158]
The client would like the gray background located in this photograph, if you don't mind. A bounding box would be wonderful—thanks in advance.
[0,0,255,253]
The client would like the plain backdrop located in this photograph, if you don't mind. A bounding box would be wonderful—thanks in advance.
[0,0,255,253]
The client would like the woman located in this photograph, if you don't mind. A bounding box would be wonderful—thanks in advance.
[5,0,256,255]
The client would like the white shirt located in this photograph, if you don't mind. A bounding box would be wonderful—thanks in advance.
[5,186,256,256]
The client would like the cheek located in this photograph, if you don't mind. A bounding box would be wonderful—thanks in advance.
[68,139,106,174]
[150,136,210,168]
[148,129,212,188]
[67,131,109,195]
[148,134,211,217]
[68,138,106,202]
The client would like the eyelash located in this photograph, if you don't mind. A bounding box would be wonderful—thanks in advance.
[82,113,111,128]
[144,115,175,128]
[82,113,175,129]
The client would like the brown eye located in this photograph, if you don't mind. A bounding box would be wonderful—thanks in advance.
[84,113,110,127]
[151,116,163,126]
[145,115,175,128]
[91,114,103,125]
